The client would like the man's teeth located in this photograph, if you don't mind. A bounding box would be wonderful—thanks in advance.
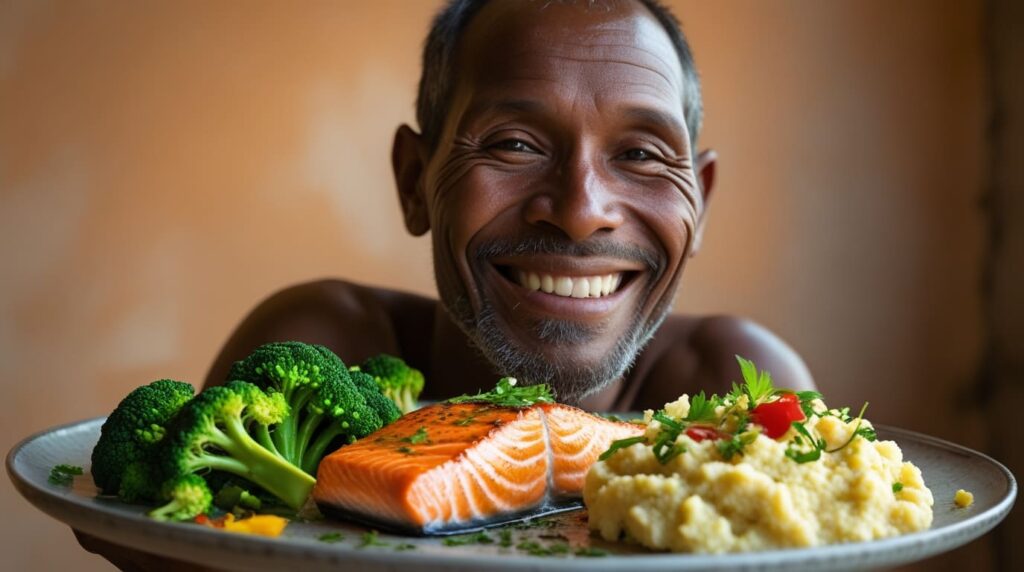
[515,271,623,298]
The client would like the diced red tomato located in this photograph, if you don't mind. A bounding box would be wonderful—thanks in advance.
[751,393,804,439]
[685,425,725,442]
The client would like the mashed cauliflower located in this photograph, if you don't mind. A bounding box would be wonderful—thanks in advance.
[585,379,933,553]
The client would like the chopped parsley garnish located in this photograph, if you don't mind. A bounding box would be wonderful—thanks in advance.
[515,540,569,556]
[48,464,83,486]
[717,430,757,460]
[359,530,389,548]
[574,546,609,557]
[317,532,345,543]
[454,414,477,426]
[651,411,686,463]
[442,531,494,546]
[893,482,904,493]
[394,543,417,551]
[785,422,826,463]
[826,402,872,453]
[446,377,555,407]
[396,446,414,455]
[513,517,558,529]
[599,356,878,468]
[795,391,823,417]
[499,528,514,547]
[403,427,430,444]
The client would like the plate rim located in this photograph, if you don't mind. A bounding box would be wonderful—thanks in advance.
[6,417,1018,572]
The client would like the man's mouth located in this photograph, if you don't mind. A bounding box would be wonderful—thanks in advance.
[511,270,624,299]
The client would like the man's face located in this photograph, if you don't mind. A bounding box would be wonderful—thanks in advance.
[400,0,708,402]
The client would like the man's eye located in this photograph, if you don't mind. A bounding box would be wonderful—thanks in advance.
[621,148,654,161]
[492,139,537,153]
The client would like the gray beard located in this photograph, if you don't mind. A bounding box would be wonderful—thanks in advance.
[438,235,669,405]
[445,288,670,405]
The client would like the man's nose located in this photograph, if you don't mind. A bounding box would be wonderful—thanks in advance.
[523,156,624,241]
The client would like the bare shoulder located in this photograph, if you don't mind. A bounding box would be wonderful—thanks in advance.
[203,279,436,387]
[688,315,815,391]
[627,314,814,409]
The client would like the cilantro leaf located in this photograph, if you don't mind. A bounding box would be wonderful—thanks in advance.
[735,355,774,406]
[684,391,719,423]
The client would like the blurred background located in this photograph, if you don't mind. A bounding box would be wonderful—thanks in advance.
[2,0,1020,570]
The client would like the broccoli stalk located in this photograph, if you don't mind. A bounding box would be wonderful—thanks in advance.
[356,354,425,414]
[157,382,315,512]
[228,342,397,474]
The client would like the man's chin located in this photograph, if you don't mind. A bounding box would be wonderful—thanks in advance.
[442,291,660,405]
[472,313,642,404]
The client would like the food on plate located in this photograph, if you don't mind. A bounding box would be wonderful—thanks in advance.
[195,513,290,537]
[227,341,402,474]
[48,464,84,487]
[90,379,196,498]
[312,378,644,534]
[152,382,316,518]
[353,353,426,414]
[585,356,934,553]
[954,489,974,508]
[89,342,406,522]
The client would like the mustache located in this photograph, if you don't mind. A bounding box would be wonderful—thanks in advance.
[474,236,662,274]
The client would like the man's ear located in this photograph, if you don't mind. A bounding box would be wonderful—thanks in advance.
[690,149,718,256]
[391,124,430,236]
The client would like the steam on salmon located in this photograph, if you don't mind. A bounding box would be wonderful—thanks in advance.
[312,402,643,534]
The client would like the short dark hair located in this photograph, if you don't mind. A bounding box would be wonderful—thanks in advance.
[415,0,704,152]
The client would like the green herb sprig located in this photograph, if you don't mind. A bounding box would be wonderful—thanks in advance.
[446,377,554,408]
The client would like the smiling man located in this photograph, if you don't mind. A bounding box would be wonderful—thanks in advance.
[74,1,812,568]
[202,0,814,409]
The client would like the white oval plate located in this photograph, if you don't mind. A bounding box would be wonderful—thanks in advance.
[6,418,1016,572]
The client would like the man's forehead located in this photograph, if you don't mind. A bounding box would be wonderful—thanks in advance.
[456,0,684,92]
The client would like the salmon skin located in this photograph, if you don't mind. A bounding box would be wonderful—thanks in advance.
[313,402,643,535]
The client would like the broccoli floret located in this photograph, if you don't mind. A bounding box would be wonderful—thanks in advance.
[356,354,425,414]
[349,370,402,426]
[155,381,315,512]
[149,474,213,522]
[91,379,195,496]
[228,342,394,474]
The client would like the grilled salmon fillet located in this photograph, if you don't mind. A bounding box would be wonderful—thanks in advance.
[312,402,642,534]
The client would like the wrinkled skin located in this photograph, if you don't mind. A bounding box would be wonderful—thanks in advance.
[394,0,714,402]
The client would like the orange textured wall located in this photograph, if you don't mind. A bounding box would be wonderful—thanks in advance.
[1,1,987,570]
